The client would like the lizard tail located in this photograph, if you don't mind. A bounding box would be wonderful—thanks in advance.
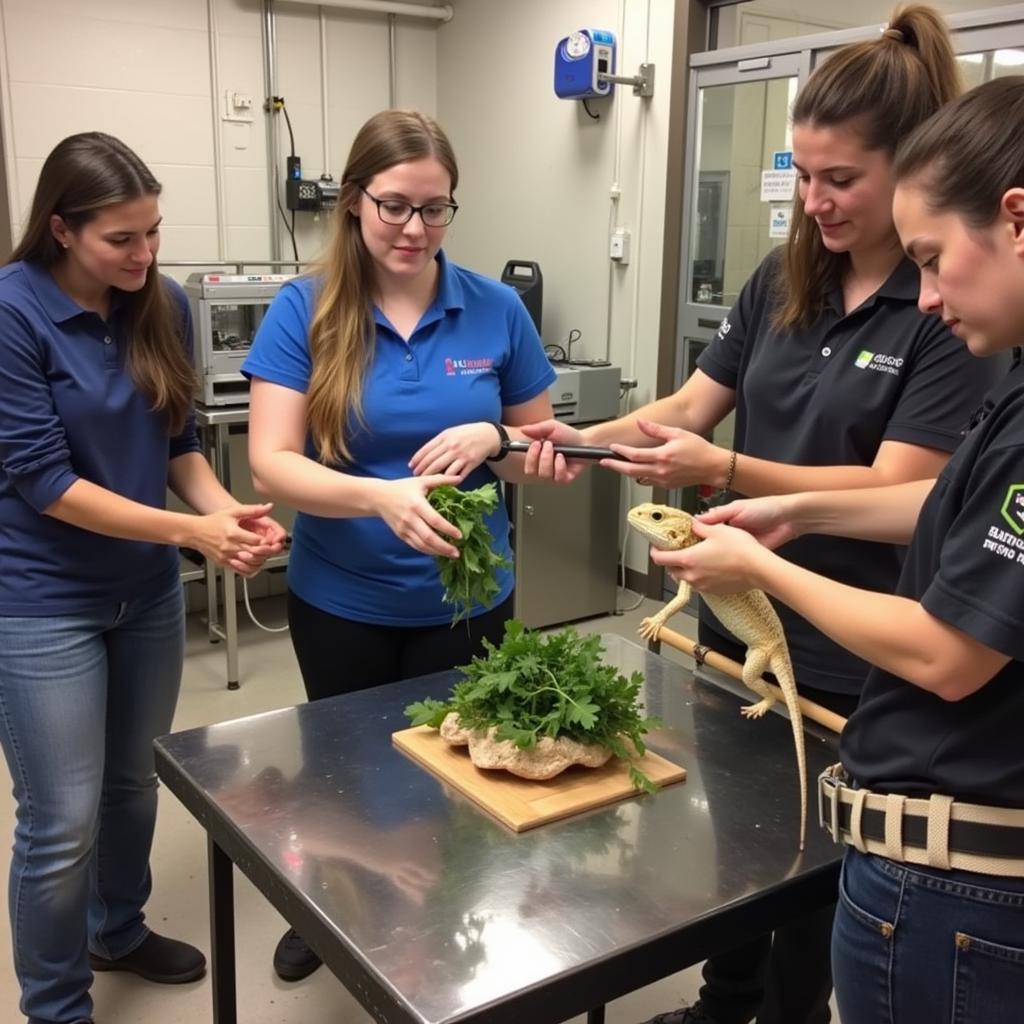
[769,652,807,853]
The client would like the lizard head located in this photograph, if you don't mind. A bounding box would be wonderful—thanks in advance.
[627,503,699,551]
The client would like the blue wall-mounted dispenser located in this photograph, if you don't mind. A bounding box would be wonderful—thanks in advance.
[554,29,616,99]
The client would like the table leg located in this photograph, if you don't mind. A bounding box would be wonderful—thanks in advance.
[215,421,240,690]
[224,568,239,690]
[587,1007,606,1024]
[198,424,221,645]
[208,836,237,1024]
[204,555,220,644]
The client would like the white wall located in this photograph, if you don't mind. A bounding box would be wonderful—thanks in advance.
[1,0,219,260]
[438,0,672,378]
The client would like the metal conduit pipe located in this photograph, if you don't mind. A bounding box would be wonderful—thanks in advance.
[320,7,331,173]
[261,0,282,262]
[274,0,452,21]
[207,0,227,259]
[388,13,397,107]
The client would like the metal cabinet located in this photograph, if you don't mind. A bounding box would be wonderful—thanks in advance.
[509,467,621,630]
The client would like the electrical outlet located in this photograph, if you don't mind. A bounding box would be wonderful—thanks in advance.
[223,90,254,123]
[610,227,631,264]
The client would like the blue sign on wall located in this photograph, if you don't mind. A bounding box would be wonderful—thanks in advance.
[773,150,793,170]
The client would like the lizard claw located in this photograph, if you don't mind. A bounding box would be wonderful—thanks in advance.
[741,699,773,719]
[638,617,663,641]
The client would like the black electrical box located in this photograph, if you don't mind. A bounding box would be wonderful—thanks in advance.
[286,178,321,211]
[285,154,339,212]
[500,260,543,335]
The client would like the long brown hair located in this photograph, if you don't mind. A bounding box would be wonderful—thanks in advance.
[8,132,195,433]
[306,110,458,465]
[773,5,960,329]
[894,76,1024,227]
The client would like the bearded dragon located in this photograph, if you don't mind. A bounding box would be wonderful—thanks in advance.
[628,502,807,850]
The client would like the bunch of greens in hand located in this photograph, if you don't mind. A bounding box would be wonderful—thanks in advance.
[406,620,662,793]
[427,483,511,625]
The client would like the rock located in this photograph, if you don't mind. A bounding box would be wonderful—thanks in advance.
[439,713,612,780]
[440,711,472,745]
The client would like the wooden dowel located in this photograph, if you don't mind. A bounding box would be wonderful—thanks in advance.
[654,626,848,735]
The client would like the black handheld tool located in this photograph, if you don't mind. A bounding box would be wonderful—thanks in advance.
[500,440,630,461]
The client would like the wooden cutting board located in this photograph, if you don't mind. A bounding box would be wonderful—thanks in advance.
[392,725,686,832]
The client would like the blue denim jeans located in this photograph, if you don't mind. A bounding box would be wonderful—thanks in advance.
[0,582,185,1024]
[833,847,1024,1024]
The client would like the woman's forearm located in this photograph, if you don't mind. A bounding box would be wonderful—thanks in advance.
[583,371,735,446]
[733,455,895,497]
[754,552,928,678]
[251,450,385,517]
[750,548,1004,700]
[583,393,698,447]
[45,478,197,547]
[788,479,934,544]
[168,452,237,515]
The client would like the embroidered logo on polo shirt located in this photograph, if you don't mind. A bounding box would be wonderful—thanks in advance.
[444,357,494,377]
[983,486,1024,564]
[716,318,732,340]
[854,350,903,375]
[1000,483,1024,536]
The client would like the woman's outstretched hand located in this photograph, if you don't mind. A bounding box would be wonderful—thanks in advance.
[376,474,464,558]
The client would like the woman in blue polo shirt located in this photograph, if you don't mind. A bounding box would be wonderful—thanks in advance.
[0,133,286,1024]
[651,75,1024,1024]
[244,109,555,980]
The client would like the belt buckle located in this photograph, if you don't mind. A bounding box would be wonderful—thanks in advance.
[818,762,846,842]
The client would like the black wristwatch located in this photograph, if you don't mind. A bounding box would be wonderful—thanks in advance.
[487,422,510,461]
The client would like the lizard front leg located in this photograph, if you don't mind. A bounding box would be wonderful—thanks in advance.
[639,580,691,641]
[739,646,776,718]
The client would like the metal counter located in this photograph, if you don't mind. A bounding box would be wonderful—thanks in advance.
[155,634,842,1024]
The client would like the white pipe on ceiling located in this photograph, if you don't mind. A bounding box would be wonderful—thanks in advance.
[274,0,452,21]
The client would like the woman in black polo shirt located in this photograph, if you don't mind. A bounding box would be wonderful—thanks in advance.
[652,75,1024,1024]
[525,8,1003,1024]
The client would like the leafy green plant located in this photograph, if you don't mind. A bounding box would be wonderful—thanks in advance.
[406,620,662,793]
[428,483,512,625]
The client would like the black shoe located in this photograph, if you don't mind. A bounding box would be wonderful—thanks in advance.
[89,931,206,984]
[273,927,322,981]
[640,1004,720,1024]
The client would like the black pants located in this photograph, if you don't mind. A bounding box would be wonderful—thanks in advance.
[695,620,859,1024]
[287,590,515,701]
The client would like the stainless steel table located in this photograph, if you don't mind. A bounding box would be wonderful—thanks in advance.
[154,635,842,1024]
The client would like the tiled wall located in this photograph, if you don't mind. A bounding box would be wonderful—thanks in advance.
[0,0,437,269]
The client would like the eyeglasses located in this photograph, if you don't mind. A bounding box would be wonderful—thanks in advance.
[359,186,458,227]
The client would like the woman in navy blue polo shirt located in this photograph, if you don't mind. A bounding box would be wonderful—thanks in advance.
[0,133,286,1024]
[651,75,1024,1024]
[244,109,555,980]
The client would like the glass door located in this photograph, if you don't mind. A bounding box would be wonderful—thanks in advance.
[673,52,804,518]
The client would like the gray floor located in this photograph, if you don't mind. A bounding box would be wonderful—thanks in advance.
[0,591,837,1023]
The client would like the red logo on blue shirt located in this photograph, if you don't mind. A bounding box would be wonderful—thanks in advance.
[445,356,494,376]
